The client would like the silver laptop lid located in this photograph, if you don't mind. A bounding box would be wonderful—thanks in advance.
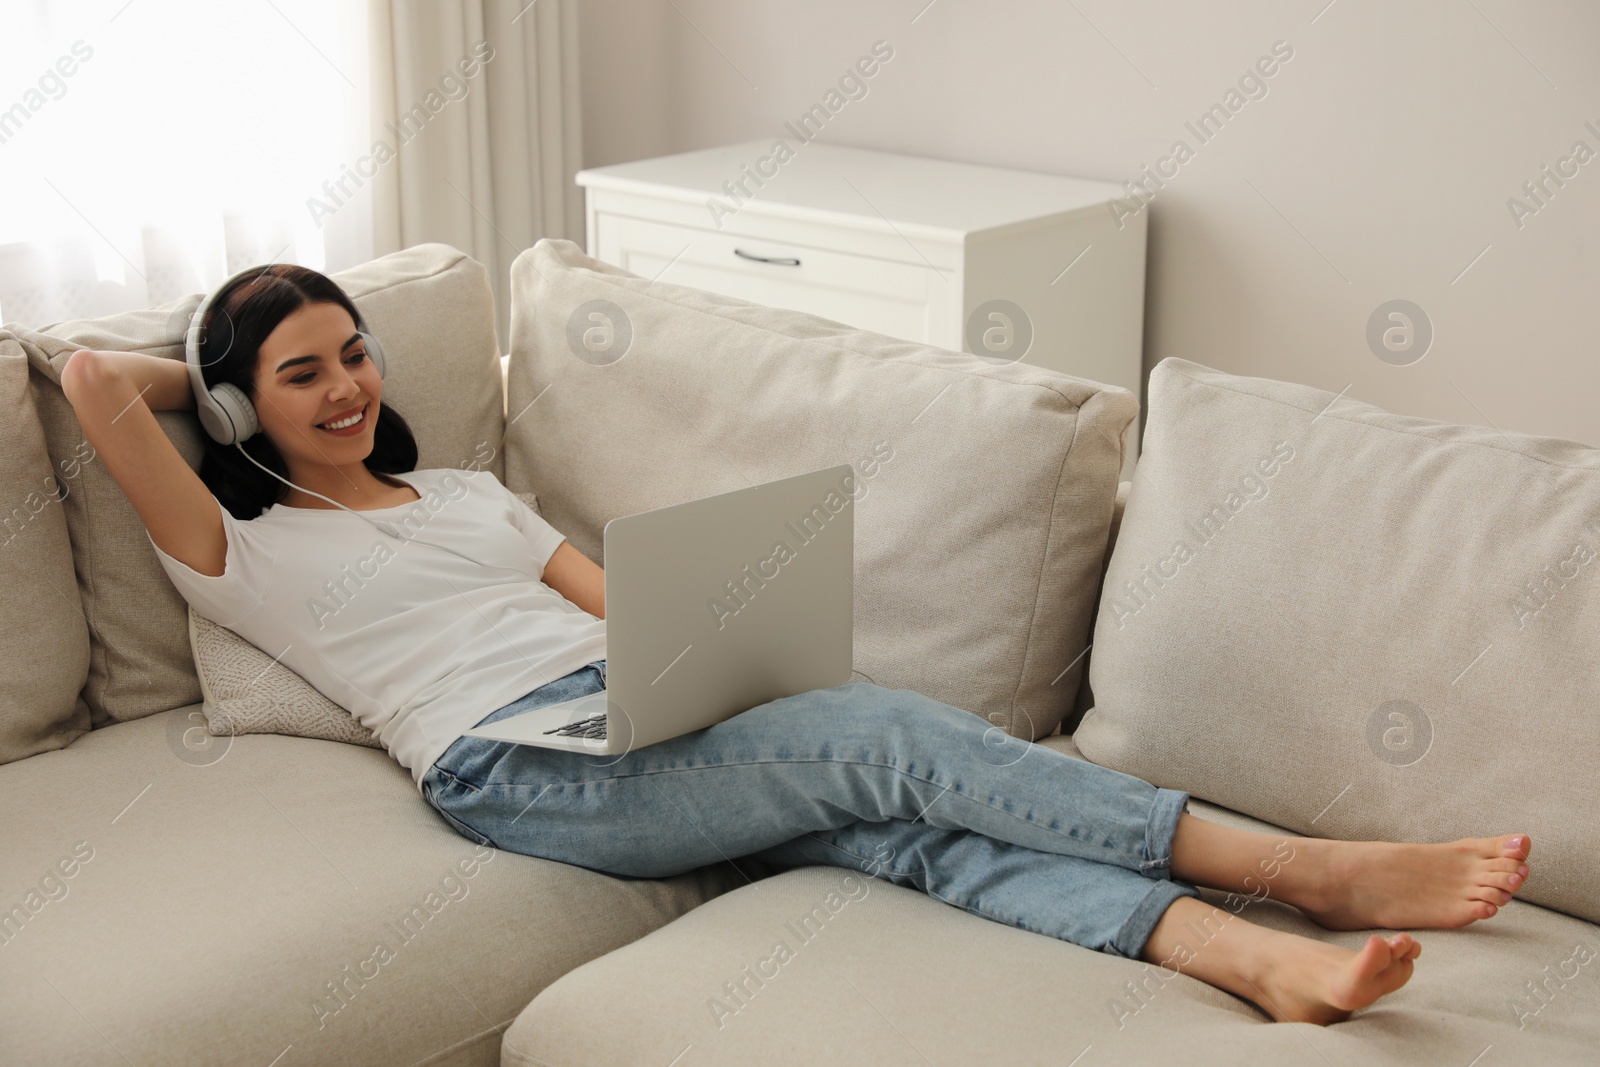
[602,463,855,751]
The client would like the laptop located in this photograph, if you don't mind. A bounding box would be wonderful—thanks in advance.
[460,463,855,753]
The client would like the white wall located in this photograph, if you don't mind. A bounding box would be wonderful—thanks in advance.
[577,0,1599,448]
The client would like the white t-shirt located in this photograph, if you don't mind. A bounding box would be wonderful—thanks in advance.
[148,468,608,791]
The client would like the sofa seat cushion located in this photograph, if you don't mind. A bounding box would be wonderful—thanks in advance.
[501,733,1596,1065]
[0,704,747,1067]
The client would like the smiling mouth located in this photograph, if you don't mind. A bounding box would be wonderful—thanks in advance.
[318,404,368,432]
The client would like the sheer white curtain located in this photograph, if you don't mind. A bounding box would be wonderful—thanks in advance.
[1,0,585,352]
[0,0,377,328]
[367,0,585,354]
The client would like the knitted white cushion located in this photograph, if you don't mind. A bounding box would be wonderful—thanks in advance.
[189,491,546,747]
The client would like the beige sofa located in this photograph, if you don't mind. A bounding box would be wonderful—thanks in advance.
[3,239,1594,1066]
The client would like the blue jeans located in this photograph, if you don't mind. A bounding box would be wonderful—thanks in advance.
[420,660,1202,959]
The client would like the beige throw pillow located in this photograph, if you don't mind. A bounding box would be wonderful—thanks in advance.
[0,336,92,765]
[190,491,547,747]
[502,238,1138,741]
[1074,357,1600,923]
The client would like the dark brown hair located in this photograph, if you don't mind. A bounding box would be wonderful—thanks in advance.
[193,264,418,520]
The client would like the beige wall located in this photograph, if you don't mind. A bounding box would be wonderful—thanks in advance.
[577,0,1599,448]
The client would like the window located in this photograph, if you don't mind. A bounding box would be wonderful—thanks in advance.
[0,0,374,325]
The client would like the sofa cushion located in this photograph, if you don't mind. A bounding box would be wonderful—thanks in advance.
[9,243,507,726]
[1074,357,1600,923]
[1066,478,1131,734]
[187,607,385,749]
[185,492,547,749]
[0,341,91,765]
[502,238,1137,740]
[502,743,1598,1065]
[0,705,747,1066]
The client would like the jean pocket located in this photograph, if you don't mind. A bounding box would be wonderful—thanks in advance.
[436,806,496,850]
[423,776,497,850]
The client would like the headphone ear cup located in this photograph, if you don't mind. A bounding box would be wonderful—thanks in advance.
[210,382,259,444]
[360,331,388,379]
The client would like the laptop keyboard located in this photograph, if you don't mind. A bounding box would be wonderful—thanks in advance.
[545,711,607,740]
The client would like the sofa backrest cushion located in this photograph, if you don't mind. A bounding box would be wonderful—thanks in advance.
[502,238,1137,740]
[12,243,506,727]
[0,340,91,764]
[1067,479,1130,734]
[1075,356,1600,923]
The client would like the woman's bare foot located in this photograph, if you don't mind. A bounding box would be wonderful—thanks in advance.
[1252,930,1423,1024]
[1290,833,1533,931]
[1139,897,1422,1024]
[1169,817,1534,932]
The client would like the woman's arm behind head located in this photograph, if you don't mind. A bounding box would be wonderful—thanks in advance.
[60,349,229,577]
[68,347,196,412]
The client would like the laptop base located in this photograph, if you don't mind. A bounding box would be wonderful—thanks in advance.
[461,691,619,754]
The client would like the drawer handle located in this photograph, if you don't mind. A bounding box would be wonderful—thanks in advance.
[733,248,801,267]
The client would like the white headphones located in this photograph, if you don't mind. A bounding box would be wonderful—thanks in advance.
[182,265,518,575]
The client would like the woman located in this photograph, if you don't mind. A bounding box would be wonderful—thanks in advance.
[61,263,1533,1026]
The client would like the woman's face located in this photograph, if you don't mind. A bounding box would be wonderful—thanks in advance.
[251,301,382,471]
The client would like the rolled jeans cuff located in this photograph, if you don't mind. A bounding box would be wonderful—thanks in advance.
[1103,876,1203,960]
[1139,787,1190,881]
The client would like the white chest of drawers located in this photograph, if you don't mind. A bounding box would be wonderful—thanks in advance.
[575,140,1147,470]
